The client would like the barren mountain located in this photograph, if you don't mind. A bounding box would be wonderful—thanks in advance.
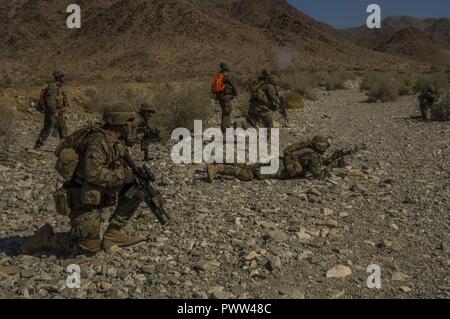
[343,16,450,66]
[0,1,422,84]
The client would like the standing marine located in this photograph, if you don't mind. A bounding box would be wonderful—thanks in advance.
[206,135,333,182]
[34,70,69,150]
[137,103,161,161]
[247,70,283,131]
[211,63,238,132]
[23,103,147,255]
[418,86,440,121]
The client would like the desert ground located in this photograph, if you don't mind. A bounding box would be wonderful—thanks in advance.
[0,83,448,299]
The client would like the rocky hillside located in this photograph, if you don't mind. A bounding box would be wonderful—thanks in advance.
[0,0,419,85]
[343,16,450,66]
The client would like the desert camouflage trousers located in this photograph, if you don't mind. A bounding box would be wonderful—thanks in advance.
[218,95,233,132]
[218,161,287,182]
[247,104,274,129]
[49,186,143,255]
[35,112,67,146]
[420,103,432,121]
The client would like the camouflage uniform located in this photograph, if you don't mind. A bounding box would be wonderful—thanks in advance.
[213,63,237,132]
[24,103,144,255]
[418,86,440,121]
[207,136,332,182]
[247,71,281,130]
[137,103,161,161]
[35,71,68,148]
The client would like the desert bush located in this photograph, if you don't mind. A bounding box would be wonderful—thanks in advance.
[152,83,213,138]
[398,85,415,96]
[86,82,148,114]
[84,88,97,98]
[0,75,12,88]
[278,72,319,100]
[283,91,305,109]
[398,77,416,96]
[0,105,17,158]
[414,73,448,94]
[432,93,450,121]
[323,72,348,91]
[366,79,399,103]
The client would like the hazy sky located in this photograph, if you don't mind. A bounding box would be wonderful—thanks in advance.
[289,0,450,28]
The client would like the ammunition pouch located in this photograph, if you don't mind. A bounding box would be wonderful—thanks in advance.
[80,182,104,206]
[54,187,71,216]
[55,148,79,181]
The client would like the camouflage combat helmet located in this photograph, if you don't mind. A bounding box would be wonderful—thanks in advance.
[103,102,136,126]
[262,69,270,77]
[311,135,332,153]
[427,86,437,93]
[53,70,65,78]
[139,103,156,113]
[220,62,230,72]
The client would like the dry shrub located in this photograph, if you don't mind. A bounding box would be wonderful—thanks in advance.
[278,72,319,100]
[366,79,399,103]
[414,73,448,94]
[432,93,450,121]
[152,83,213,138]
[0,105,17,158]
[283,91,305,109]
[323,72,349,91]
[84,82,148,114]
[0,75,12,88]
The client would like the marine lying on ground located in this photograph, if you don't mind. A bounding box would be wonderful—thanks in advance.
[211,62,238,132]
[34,70,69,150]
[206,135,341,183]
[23,102,168,256]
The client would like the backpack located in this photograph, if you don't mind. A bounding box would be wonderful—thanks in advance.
[251,82,269,106]
[36,84,48,113]
[212,73,226,94]
[54,126,105,181]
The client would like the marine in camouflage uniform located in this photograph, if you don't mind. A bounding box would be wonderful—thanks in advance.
[23,103,145,255]
[418,86,440,121]
[137,103,161,161]
[246,70,282,132]
[34,70,69,149]
[206,135,333,182]
[213,63,238,132]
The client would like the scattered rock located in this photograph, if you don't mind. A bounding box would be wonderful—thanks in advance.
[326,265,352,278]
[391,272,409,282]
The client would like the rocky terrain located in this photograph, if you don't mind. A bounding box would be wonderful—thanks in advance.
[343,16,450,66]
[0,0,422,85]
[0,85,448,299]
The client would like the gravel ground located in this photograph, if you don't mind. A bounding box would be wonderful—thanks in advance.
[0,87,448,299]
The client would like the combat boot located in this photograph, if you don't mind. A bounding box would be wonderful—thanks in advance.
[101,225,145,250]
[206,164,224,183]
[22,224,55,255]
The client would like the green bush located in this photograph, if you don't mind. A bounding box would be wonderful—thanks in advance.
[414,73,448,94]
[366,79,399,103]
[323,72,348,91]
[283,91,305,109]
[0,75,12,88]
[152,84,213,138]
[278,72,319,100]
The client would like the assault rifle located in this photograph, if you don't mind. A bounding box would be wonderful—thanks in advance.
[323,145,367,167]
[279,95,289,126]
[121,150,171,225]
